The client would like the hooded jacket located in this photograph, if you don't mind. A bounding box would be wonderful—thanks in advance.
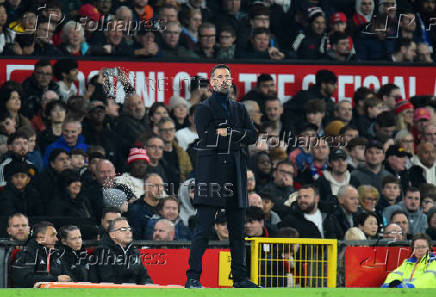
[11,239,69,288]
[383,201,428,235]
[178,178,196,227]
[88,235,152,284]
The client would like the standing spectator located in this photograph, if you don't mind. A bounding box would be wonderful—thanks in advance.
[351,139,392,193]
[384,187,428,235]
[43,120,88,168]
[58,226,89,282]
[21,60,59,119]
[169,95,190,131]
[11,221,72,287]
[89,217,153,284]
[53,59,79,102]
[175,105,198,151]
[6,213,30,247]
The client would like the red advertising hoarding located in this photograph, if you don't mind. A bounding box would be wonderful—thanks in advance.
[1,59,435,107]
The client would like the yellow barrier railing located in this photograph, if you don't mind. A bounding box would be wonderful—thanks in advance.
[247,238,337,288]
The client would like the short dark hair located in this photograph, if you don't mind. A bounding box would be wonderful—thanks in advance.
[305,99,326,114]
[257,73,273,86]
[102,207,121,219]
[315,70,337,86]
[246,206,265,222]
[7,132,28,145]
[390,209,408,223]
[107,216,128,232]
[411,232,433,249]
[346,137,368,150]
[356,211,379,227]
[405,186,420,195]
[48,148,69,164]
[377,83,400,99]
[35,59,51,69]
[59,225,80,240]
[275,227,299,238]
[264,96,280,105]
[157,195,179,212]
[382,175,400,187]
[339,124,358,135]
[376,111,396,128]
[275,159,294,171]
[158,117,175,129]
[394,39,414,54]
[210,64,231,78]
[32,221,54,238]
[298,184,319,196]
[71,148,87,157]
[330,32,349,45]
[45,100,66,118]
[251,27,270,39]
[353,87,376,106]
[148,102,169,120]
[190,76,209,92]
[219,25,236,37]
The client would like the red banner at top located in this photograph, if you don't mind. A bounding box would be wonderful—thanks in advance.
[1,59,435,106]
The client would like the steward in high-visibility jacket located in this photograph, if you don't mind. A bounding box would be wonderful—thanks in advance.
[383,233,436,288]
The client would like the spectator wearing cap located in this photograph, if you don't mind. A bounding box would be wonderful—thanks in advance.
[114,148,150,200]
[291,7,328,59]
[79,3,105,44]
[241,74,276,114]
[0,159,43,217]
[48,169,95,220]
[43,119,88,168]
[384,187,428,235]
[103,188,128,214]
[21,60,60,119]
[351,139,393,193]
[384,144,412,192]
[315,148,359,203]
[169,95,190,131]
[395,100,414,131]
[82,101,122,170]
[346,137,368,170]
[283,70,337,128]
[410,142,436,186]
[53,59,79,102]
[146,196,191,240]
[175,105,198,151]
[412,107,432,146]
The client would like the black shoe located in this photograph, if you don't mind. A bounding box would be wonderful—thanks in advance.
[185,279,203,288]
[233,280,262,288]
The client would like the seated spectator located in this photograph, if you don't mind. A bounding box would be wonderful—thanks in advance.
[147,196,191,240]
[128,173,164,239]
[87,20,133,56]
[144,136,167,180]
[58,225,89,282]
[291,7,327,59]
[305,99,326,136]
[334,100,353,125]
[390,39,417,63]
[8,9,36,35]
[384,187,428,235]
[328,185,359,240]
[70,148,86,173]
[216,25,237,59]
[99,207,121,239]
[59,21,89,56]
[356,211,379,239]
[6,213,30,248]
[152,219,176,241]
[43,119,88,168]
[395,129,415,156]
[132,0,153,23]
[383,223,403,241]
[133,29,161,58]
[426,207,436,240]
[247,169,256,194]
[326,32,356,62]
[148,102,169,136]
[180,8,202,50]
[241,73,276,114]
[175,105,198,151]
[357,96,383,138]
[49,169,95,220]
[37,100,65,155]
[159,21,199,58]
[169,95,190,131]
[115,148,150,200]
[395,100,414,131]
[316,148,357,202]
[416,42,434,63]
[260,191,281,231]
[346,137,368,170]
[351,139,392,193]
[12,221,72,288]
[0,111,16,156]
[376,176,402,216]
[358,185,380,216]
[14,126,42,172]
[211,210,229,240]
[352,0,374,32]
[235,28,284,60]
[89,217,153,284]
[382,233,436,288]
[344,227,366,240]
[245,206,270,237]
[389,210,411,240]
[423,124,436,148]
[0,81,31,130]
[411,107,431,146]
[53,59,79,102]
[178,178,196,227]
[242,101,262,129]
[187,76,211,106]
[410,142,436,186]
[195,22,218,58]
[384,144,411,192]
[296,138,329,185]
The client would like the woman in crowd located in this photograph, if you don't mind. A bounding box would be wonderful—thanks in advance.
[37,101,66,155]
[148,102,169,135]
[169,95,190,131]
[357,211,379,239]
[0,81,31,129]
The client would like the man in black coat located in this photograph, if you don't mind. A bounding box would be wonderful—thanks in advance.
[185,64,259,288]
[89,217,152,284]
[12,221,71,287]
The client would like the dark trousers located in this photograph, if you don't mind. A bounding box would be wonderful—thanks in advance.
[186,205,247,281]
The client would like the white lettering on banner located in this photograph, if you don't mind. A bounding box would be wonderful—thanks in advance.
[363,75,380,90]
[354,76,362,90]
[409,77,416,97]
[157,72,165,102]
[173,71,191,99]
[136,71,155,107]
[277,74,294,103]
[77,72,85,96]
[6,64,34,80]
[394,77,406,98]
[338,75,354,101]
[239,73,257,94]
[302,74,316,90]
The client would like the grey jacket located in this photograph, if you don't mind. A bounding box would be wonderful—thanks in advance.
[383,201,428,235]
[350,165,392,193]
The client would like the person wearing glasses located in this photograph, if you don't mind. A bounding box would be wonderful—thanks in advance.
[383,233,436,288]
[89,217,153,284]
[185,64,258,288]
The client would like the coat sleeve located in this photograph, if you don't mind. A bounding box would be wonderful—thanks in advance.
[93,248,119,283]
[229,104,258,145]
[383,260,407,285]
[194,103,217,144]
[11,250,58,288]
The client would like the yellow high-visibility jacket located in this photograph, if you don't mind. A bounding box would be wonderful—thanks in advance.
[383,253,436,288]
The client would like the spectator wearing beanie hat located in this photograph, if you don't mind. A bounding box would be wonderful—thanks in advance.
[0,159,43,217]
[115,148,150,200]
[395,100,414,131]
[102,188,128,214]
[48,169,95,220]
[169,96,191,131]
[53,59,79,102]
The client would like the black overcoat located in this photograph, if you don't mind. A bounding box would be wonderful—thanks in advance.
[193,93,257,208]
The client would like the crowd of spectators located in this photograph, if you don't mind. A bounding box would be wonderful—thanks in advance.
[0,0,434,62]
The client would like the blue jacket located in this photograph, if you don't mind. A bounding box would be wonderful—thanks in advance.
[43,135,88,168]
